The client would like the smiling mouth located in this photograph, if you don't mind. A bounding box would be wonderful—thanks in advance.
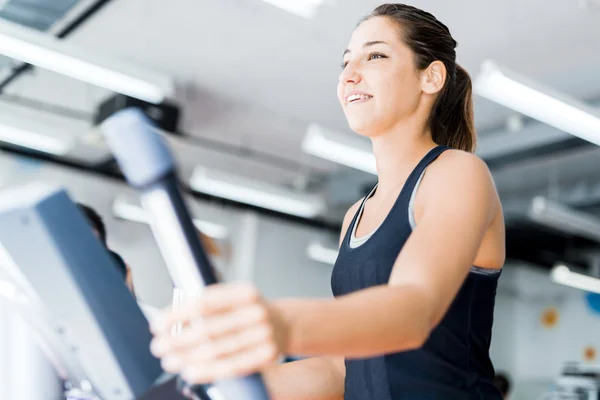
[346,94,373,104]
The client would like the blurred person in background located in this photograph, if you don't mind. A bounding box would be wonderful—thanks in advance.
[78,202,223,320]
[494,372,511,399]
[78,203,134,293]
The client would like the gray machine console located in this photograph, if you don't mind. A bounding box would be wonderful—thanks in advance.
[0,183,163,400]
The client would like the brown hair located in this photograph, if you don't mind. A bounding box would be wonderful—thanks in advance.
[364,4,476,152]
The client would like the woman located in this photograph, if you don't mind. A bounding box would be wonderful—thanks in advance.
[150,3,506,399]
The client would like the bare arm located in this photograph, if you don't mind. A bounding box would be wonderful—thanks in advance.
[262,356,345,400]
[278,152,500,358]
[261,202,360,399]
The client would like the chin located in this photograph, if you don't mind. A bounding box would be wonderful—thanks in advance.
[346,116,379,138]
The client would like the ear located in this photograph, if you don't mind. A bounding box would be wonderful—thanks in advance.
[420,60,446,95]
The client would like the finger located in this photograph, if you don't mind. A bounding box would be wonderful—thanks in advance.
[151,304,268,356]
[181,343,279,384]
[151,283,260,334]
[159,325,273,374]
[151,322,208,358]
[188,324,274,363]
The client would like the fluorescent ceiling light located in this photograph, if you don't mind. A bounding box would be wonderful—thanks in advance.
[260,0,324,19]
[0,279,19,302]
[0,20,173,104]
[528,196,600,242]
[0,100,111,163]
[306,242,338,265]
[302,124,376,175]
[190,166,324,218]
[474,60,600,147]
[111,196,229,240]
[0,113,73,155]
[551,264,600,294]
[0,124,71,155]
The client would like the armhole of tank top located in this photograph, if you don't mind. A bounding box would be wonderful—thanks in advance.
[408,169,427,230]
[407,168,502,276]
[349,184,378,247]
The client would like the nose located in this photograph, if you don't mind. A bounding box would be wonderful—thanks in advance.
[339,61,361,85]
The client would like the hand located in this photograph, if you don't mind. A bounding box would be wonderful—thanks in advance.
[150,282,290,384]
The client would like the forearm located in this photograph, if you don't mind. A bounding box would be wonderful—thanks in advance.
[263,356,345,400]
[276,285,433,358]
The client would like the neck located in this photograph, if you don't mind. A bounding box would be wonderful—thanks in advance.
[370,118,436,197]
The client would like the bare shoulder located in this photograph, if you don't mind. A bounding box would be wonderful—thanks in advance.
[339,199,362,247]
[426,149,496,192]
[434,149,492,176]
[417,149,500,223]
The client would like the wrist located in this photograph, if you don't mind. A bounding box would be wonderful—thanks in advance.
[272,297,335,357]
[271,298,309,356]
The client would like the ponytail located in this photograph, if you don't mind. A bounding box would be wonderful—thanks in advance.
[430,63,476,153]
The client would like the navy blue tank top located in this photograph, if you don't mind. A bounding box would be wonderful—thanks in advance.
[331,146,502,400]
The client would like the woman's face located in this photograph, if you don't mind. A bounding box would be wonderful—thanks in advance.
[338,17,423,138]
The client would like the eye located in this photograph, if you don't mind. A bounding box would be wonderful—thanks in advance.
[341,52,386,69]
[368,52,387,61]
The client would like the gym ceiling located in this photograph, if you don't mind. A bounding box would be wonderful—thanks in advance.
[1,0,600,271]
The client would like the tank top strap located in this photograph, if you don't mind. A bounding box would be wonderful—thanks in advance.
[397,145,450,205]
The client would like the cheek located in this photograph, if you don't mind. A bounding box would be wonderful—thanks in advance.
[389,76,421,109]
[336,82,344,105]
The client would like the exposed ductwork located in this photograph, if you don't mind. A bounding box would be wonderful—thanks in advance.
[476,122,591,168]
[505,197,600,272]
[528,197,600,242]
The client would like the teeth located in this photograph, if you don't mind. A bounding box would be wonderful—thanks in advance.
[347,94,372,103]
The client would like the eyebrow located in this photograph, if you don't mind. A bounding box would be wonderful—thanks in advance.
[343,40,388,57]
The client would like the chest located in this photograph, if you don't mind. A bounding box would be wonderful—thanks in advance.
[333,218,413,297]
[354,176,427,239]
[354,195,399,238]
